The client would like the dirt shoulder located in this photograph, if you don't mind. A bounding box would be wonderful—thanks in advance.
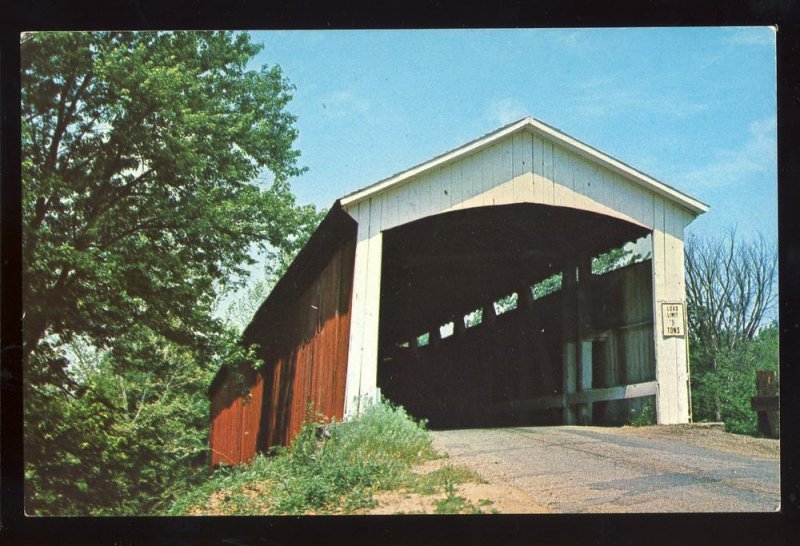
[359,458,552,515]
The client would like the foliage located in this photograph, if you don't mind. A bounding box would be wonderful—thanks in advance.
[22,30,318,371]
[430,466,494,515]
[685,230,778,429]
[22,31,322,515]
[628,398,656,427]
[24,324,260,515]
[464,307,483,328]
[220,278,271,334]
[170,399,439,515]
[493,292,518,315]
[532,272,562,300]
[408,463,484,496]
[434,491,470,514]
[690,324,779,435]
[592,245,641,275]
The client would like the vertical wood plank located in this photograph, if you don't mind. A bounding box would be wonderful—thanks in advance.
[344,202,371,414]
[456,153,471,208]
[650,195,689,424]
[531,135,546,204]
[552,144,572,208]
[471,151,483,208]
[512,131,525,202]
[478,146,490,207]
[585,163,604,211]
[395,177,413,227]
[520,131,534,202]
[381,186,397,231]
[501,137,514,204]
[418,171,432,221]
[490,143,501,206]
[573,153,591,211]
[358,196,384,410]
[579,340,593,422]
[538,136,549,205]
[666,202,689,420]
[442,164,454,212]
[563,342,577,424]
[451,159,463,211]
[427,167,444,217]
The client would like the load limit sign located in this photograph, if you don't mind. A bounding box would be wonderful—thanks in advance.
[661,302,685,337]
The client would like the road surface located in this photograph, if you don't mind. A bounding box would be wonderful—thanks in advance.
[430,425,780,513]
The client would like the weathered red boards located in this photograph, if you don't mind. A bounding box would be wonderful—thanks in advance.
[208,207,357,467]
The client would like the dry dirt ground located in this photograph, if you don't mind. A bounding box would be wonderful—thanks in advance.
[610,423,779,459]
[359,458,551,515]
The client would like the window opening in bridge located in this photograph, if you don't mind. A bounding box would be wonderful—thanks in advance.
[532,272,563,300]
[439,321,454,338]
[494,292,518,315]
[417,332,430,347]
[591,236,653,276]
[464,308,482,328]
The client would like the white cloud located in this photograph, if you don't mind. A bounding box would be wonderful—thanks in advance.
[680,115,776,190]
[321,89,370,119]
[485,98,529,126]
[570,84,708,119]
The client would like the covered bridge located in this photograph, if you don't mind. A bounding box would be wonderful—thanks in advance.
[208,117,708,467]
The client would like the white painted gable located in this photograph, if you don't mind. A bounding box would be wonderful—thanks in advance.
[340,117,708,233]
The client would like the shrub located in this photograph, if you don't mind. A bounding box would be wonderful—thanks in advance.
[628,398,656,427]
[690,324,779,436]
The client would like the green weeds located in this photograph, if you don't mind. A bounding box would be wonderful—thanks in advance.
[171,399,439,515]
[628,398,656,427]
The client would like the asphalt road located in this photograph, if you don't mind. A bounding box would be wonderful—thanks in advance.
[430,426,780,513]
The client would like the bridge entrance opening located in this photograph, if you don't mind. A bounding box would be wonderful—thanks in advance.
[377,203,655,429]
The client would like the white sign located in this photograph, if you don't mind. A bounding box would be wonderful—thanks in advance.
[661,302,685,337]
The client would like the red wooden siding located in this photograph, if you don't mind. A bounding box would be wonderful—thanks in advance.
[209,366,263,467]
[260,235,356,448]
[208,208,356,466]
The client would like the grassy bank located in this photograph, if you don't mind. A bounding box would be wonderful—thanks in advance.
[170,400,489,515]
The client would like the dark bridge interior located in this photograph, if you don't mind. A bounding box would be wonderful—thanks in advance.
[377,203,655,429]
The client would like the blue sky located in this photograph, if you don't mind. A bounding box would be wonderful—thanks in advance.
[249,27,777,244]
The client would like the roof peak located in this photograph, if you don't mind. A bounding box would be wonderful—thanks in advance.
[339,116,709,215]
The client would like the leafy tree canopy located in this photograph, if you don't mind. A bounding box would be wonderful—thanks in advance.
[22,31,324,514]
[22,31,321,380]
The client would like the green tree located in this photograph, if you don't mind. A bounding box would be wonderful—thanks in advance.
[591,244,644,275]
[690,324,778,435]
[24,324,263,515]
[22,31,321,514]
[685,230,778,429]
[22,30,317,375]
[685,229,777,354]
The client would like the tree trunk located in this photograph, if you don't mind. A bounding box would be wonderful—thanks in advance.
[711,355,721,421]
